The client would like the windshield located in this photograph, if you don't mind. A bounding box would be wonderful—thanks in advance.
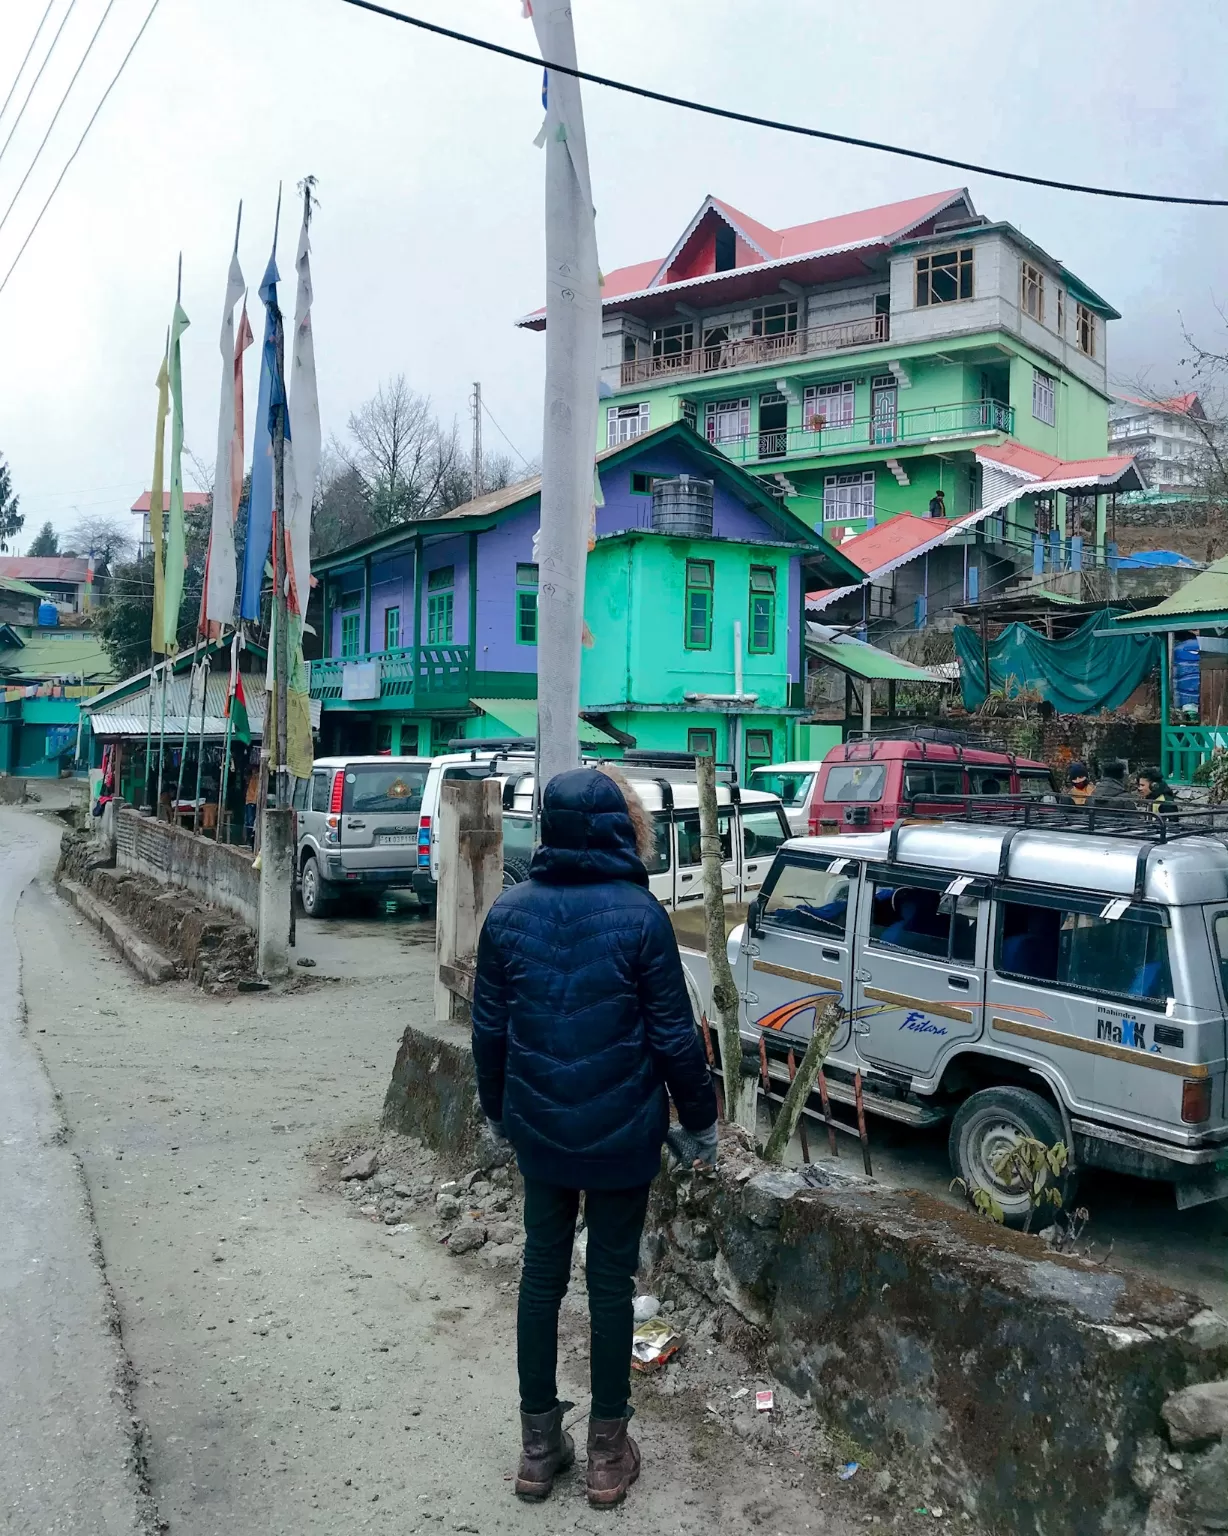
[824,763,886,803]
[750,770,815,809]
[341,764,428,815]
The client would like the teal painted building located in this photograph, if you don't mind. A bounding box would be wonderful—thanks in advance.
[0,623,114,778]
[309,426,861,774]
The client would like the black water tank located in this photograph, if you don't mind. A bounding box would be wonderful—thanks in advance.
[651,475,714,537]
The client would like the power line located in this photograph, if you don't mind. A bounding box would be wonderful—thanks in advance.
[480,397,532,469]
[0,0,162,301]
[0,0,119,242]
[0,0,80,170]
[334,0,1228,208]
[0,2,55,132]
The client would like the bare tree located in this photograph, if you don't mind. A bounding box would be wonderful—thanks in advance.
[339,375,445,524]
[185,447,215,497]
[65,511,135,568]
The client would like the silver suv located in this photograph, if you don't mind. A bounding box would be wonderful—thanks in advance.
[293,755,431,917]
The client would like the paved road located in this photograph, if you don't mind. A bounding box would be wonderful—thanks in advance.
[0,806,150,1535]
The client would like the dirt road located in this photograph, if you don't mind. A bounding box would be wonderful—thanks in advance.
[13,812,864,1536]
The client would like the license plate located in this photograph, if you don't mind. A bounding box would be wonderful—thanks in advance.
[378,834,414,846]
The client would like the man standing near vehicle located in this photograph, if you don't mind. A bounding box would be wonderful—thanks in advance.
[471,766,718,1508]
[1065,761,1094,806]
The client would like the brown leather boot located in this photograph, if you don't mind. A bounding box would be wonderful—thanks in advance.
[586,1416,641,1507]
[514,1405,575,1500]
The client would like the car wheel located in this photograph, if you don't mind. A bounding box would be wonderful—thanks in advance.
[502,857,532,889]
[300,854,335,918]
[948,1085,1075,1230]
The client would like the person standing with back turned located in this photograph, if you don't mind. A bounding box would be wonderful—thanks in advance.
[472,766,718,1508]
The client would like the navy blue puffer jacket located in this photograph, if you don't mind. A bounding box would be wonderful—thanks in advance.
[471,768,717,1191]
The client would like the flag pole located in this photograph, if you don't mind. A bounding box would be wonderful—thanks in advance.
[155,659,169,815]
[174,653,195,813]
[216,633,238,841]
[143,655,154,810]
[192,653,210,834]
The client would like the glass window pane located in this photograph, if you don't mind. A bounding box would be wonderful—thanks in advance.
[763,860,850,937]
[742,807,788,860]
[311,773,331,812]
[676,811,731,866]
[997,900,1172,1004]
[644,811,671,874]
[750,770,814,809]
[341,765,428,815]
[870,882,950,958]
[824,763,886,802]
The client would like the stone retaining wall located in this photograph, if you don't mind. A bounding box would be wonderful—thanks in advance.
[113,805,258,930]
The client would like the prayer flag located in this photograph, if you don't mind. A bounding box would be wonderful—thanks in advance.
[164,299,191,651]
[239,252,283,621]
[203,252,248,629]
[149,346,170,655]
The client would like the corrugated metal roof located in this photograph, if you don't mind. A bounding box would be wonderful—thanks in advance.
[470,697,620,747]
[0,556,92,581]
[0,628,114,682]
[805,626,950,683]
[1112,557,1228,631]
[88,673,322,739]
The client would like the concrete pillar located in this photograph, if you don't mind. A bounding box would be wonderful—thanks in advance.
[434,778,503,1023]
[257,806,294,978]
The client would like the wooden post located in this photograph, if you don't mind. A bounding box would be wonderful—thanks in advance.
[434,777,504,1023]
[696,753,744,1125]
[763,1001,841,1164]
[787,1048,810,1163]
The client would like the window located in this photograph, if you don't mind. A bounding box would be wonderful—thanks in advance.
[1213,913,1228,1002]
[427,566,454,645]
[870,876,978,963]
[823,470,875,523]
[292,777,309,810]
[705,397,750,444]
[1076,303,1096,357]
[714,225,736,272]
[607,402,650,446]
[340,612,360,658]
[651,321,693,363]
[915,248,974,306]
[804,380,855,431]
[823,762,886,802]
[501,811,536,868]
[742,805,788,860]
[515,562,538,645]
[310,772,331,812]
[745,729,773,775]
[968,766,1008,796]
[630,471,659,496]
[751,300,798,337]
[1056,288,1065,335]
[748,565,776,654]
[1020,261,1045,322]
[1017,771,1056,801]
[996,895,1172,1006]
[685,559,713,650]
[902,764,964,799]
[680,399,698,432]
[1032,369,1056,427]
[384,605,401,650]
[687,728,717,757]
[675,810,732,866]
[763,858,851,938]
[341,764,428,815]
[750,770,815,810]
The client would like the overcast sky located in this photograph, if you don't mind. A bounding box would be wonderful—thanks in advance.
[0,0,1225,551]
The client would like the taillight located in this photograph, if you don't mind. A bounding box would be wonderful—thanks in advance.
[1182,1078,1213,1124]
[417,815,432,868]
[329,770,345,814]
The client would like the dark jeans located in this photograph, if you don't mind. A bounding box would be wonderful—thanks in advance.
[518,1179,651,1422]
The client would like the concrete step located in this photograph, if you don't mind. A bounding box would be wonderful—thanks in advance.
[56,878,177,985]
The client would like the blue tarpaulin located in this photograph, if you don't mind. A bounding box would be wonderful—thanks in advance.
[954,609,1159,714]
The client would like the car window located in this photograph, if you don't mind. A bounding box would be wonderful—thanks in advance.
[342,764,428,815]
[870,880,978,963]
[903,764,964,798]
[501,812,536,866]
[997,897,1172,1004]
[969,767,1007,795]
[763,860,851,938]
[824,763,886,803]
[750,771,815,809]
[675,810,732,867]
[1017,772,1055,800]
[1213,913,1228,1001]
[646,811,671,874]
[742,807,789,860]
[310,772,331,813]
[291,777,308,810]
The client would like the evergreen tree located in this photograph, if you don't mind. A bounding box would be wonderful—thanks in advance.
[28,521,59,556]
[0,454,21,550]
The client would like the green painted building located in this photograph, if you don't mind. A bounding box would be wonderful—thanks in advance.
[0,622,115,777]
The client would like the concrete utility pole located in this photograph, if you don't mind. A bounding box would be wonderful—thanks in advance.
[434,778,503,1023]
[696,754,745,1126]
[530,4,600,791]
[470,381,482,497]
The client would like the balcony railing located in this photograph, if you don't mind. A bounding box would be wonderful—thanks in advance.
[309,644,472,703]
[619,312,889,388]
[716,399,1013,463]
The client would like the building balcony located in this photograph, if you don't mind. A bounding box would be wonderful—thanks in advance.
[619,312,889,388]
[716,399,1013,465]
[309,644,472,705]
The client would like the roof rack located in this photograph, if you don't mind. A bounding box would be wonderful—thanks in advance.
[911,794,1228,845]
[844,724,1008,752]
[620,749,739,785]
[446,737,536,754]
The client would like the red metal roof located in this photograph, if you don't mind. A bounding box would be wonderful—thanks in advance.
[130,490,210,512]
[1114,391,1200,416]
[976,443,1142,488]
[0,556,92,581]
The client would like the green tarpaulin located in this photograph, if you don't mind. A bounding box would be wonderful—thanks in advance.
[954,608,1159,715]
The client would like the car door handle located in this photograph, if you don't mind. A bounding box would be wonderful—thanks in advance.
[347,818,366,829]
[680,873,694,883]
[822,948,840,962]
[947,975,971,990]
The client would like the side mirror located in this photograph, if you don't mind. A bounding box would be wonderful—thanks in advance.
[746,895,763,935]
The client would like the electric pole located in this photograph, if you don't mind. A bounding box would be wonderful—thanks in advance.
[470,381,482,496]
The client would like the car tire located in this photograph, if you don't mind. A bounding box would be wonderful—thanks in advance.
[502,857,532,889]
[948,1085,1076,1230]
[300,854,336,919]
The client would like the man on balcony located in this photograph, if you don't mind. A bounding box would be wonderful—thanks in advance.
[928,488,947,519]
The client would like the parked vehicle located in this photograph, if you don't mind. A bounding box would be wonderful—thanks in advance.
[293,755,431,917]
[807,728,1055,836]
[748,761,823,836]
[680,808,1228,1222]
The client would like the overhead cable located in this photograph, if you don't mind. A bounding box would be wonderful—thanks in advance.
[0,0,163,300]
[0,2,55,132]
[334,0,1228,207]
[0,0,80,170]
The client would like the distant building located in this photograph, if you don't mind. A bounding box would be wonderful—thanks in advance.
[131,490,210,558]
[0,556,96,613]
[0,619,115,778]
[1108,393,1214,496]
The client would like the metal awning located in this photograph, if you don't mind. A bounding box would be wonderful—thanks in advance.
[805,625,950,683]
[469,697,622,747]
[1111,557,1228,634]
[88,673,321,740]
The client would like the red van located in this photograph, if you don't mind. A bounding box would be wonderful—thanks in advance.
[806,729,1055,835]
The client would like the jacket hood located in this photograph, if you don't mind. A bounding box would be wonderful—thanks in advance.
[529,768,649,887]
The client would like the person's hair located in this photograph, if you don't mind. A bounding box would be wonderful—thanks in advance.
[1138,765,1163,784]
[596,763,656,864]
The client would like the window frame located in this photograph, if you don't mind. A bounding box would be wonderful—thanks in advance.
[747,564,776,655]
[804,380,855,431]
[515,562,539,646]
[867,865,985,964]
[340,611,361,659]
[1056,287,1065,335]
[915,247,974,307]
[823,470,875,524]
[704,396,751,445]
[1032,368,1056,427]
[1020,260,1045,323]
[383,605,401,651]
[684,559,714,651]
[751,300,799,338]
[1076,303,1096,357]
[686,727,717,758]
[606,401,650,447]
[744,729,774,775]
[651,320,694,361]
[760,853,854,940]
[426,563,455,647]
[993,889,1173,1008]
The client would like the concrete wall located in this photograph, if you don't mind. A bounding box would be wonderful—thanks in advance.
[114,806,259,930]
